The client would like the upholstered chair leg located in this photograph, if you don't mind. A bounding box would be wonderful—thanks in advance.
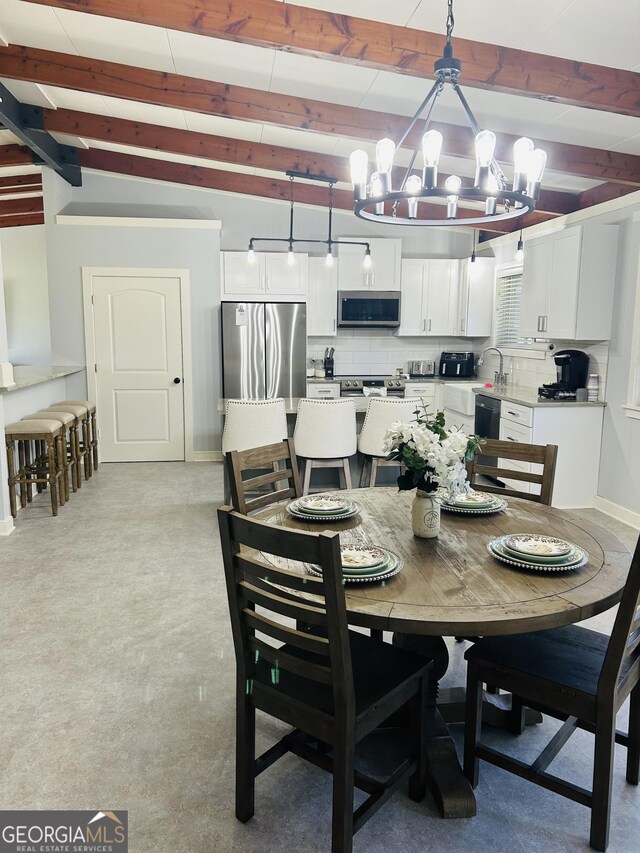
[235,691,255,823]
[358,456,369,488]
[627,684,640,785]
[342,458,352,490]
[331,733,355,853]
[590,708,616,851]
[463,661,483,789]
[46,437,58,516]
[302,459,312,496]
[6,438,17,518]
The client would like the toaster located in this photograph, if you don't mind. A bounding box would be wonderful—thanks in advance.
[409,360,435,377]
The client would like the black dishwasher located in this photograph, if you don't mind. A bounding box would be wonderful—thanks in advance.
[474,394,501,470]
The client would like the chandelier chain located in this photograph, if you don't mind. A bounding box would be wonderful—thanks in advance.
[445,0,454,44]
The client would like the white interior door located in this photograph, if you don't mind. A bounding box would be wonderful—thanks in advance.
[91,273,185,462]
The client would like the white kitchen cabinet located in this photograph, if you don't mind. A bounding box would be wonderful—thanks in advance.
[498,401,604,507]
[307,257,338,336]
[221,251,308,301]
[404,381,440,415]
[454,258,495,337]
[338,238,401,291]
[520,224,618,340]
[398,259,457,336]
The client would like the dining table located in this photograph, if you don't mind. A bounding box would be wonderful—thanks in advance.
[256,487,631,819]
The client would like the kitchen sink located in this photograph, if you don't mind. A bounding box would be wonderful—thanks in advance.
[443,382,486,417]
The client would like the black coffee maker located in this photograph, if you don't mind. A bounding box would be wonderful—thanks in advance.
[539,349,589,400]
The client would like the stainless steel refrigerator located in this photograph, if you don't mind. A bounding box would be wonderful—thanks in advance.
[221,302,307,399]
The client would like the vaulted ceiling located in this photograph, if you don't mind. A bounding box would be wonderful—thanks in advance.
[0,0,639,235]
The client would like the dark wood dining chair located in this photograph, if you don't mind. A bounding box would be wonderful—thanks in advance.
[466,438,558,505]
[217,506,431,853]
[463,535,640,851]
[225,438,302,515]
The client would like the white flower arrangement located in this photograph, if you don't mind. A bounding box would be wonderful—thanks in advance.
[383,408,483,496]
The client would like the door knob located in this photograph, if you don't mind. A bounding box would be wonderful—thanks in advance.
[173,377,181,384]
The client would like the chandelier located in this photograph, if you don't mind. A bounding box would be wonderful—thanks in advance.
[248,171,371,268]
[349,0,547,227]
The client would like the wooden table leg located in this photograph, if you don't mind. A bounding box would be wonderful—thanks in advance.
[425,698,477,818]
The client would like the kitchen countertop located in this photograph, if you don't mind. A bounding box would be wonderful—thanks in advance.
[1,365,85,392]
[306,376,447,384]
[472,386,606,408]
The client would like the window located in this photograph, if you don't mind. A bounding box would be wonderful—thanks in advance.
[494,268,534,349]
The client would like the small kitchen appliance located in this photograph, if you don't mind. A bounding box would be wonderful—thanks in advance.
[439,351,475,378]
[409,360,435,377]
[538,349,589,401]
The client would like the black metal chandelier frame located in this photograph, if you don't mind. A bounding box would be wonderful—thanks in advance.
[249,171,371,263]
[352,0,541,227]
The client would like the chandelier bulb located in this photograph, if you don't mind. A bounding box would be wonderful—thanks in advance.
[474,130,496,167]
[422,130,443,167]
[527,149,547,184]
[444,175,461,219]
[375,138,396,174]
[512,137,534,193]
[247,245,256,264]
[405,174,422,219]
[363,248,372,270]
[371,172,385,215]
[350,149,368,198]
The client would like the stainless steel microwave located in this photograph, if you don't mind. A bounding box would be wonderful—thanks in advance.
[337,291,401,328]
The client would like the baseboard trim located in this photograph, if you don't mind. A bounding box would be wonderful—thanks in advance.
[593,496,640,531]
[190,451,223,462]
[0,517,15,536]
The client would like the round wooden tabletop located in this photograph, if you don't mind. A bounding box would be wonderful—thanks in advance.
[257,488,631,637]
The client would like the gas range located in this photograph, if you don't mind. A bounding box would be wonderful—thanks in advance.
[337,375,405,397]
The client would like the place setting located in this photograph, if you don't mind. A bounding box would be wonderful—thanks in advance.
[440,489,508,515]
[306,543,403,584]
[286,493,361,522]
[487,533,588,572]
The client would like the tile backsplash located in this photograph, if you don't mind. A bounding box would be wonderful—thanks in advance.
[308,330,609,399]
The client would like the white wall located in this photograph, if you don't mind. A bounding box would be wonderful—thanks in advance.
[0,225,51,365]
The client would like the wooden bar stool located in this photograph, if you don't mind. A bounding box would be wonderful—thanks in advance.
[25,411,78,500]
[55,400,98,470]
[43,404,91,482]
[5,419,66,517]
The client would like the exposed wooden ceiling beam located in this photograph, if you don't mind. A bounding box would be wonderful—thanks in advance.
[577,182,640,208]
[45,108,576,216]
[79,148,553,232]
[0,173,42,189]
[0,195,44,216]
[3,45,638,187]
[0,144,35,166]
[24,0,640,118]
[0,212,45,228]
[0,184,42,197]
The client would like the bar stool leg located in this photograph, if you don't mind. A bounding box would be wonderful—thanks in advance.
[56,432,68,504]
[17,440,27,508]
[47,436,59,516]
[6,438,17,518]
[24,440,33,503]
[83,417,92,479]
[71,424,81,491]
[90,410,98,469]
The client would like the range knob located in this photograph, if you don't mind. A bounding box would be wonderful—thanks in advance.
[396,381,402,386]
[344,381,351,387]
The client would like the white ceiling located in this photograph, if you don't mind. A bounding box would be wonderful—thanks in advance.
[0,0,639,192]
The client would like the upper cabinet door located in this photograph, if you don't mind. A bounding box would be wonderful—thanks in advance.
[367,238,402,290]
[264,253,308,295]
[222,252,263,297]
[307,257,338,336]
[337,243,368,290]
[425,260,455,335]
[398,259,427,336]
[520,240,550,337]
[456,258,495,337]
[545,230,581,339]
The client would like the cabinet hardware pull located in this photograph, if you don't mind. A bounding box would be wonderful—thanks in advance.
[507,410,519,417]
[507,436,517,441]
[543,315,548,332]
[428,319,432,332]
[422,319,426,331]
[332,318,336,332]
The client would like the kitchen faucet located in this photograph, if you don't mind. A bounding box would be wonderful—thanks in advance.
[478,347,508,387]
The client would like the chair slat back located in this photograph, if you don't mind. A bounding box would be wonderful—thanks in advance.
[218,507,354,712]
[466,439,558,505]
[226,438,302,515]
[599,535,640,700]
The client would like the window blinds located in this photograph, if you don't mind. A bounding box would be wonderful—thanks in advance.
[494,271,533,348]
